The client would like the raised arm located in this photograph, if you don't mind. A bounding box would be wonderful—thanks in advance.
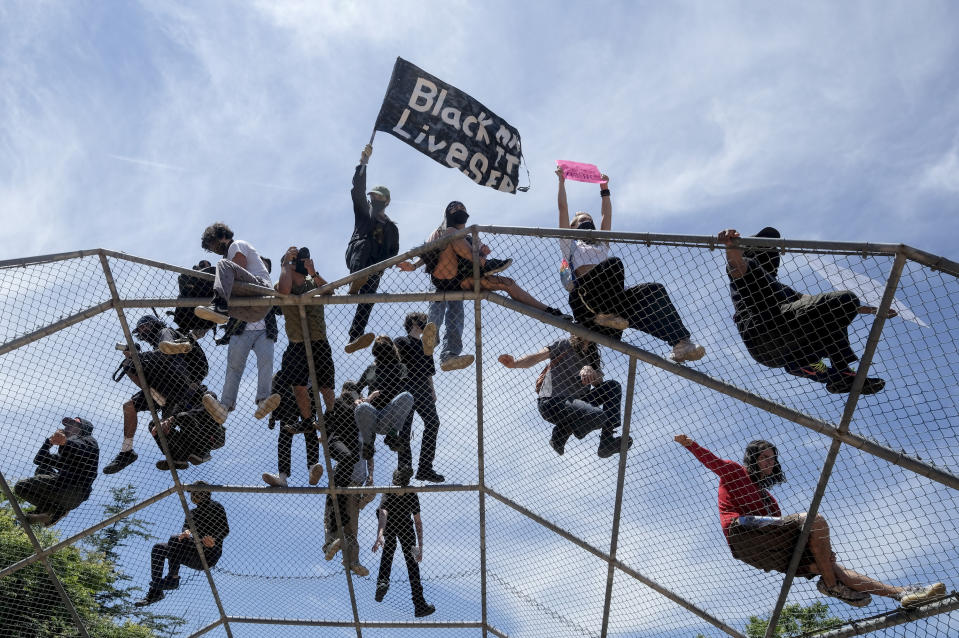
[674,434,737,476]
[276,246,298,294]
[498,348,550,369]
[718,229,747,279]
[556,167,570,228]
[351,144,373,226]
[599,174,612,231]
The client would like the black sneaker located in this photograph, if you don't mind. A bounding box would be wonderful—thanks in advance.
[188,453,211,465]
[598,436,633,458]
[103,450,138,475]
[384,429,400,451]
[826,370,885,395]
[156,459,189,471]
[134,586,164,607]
[375,581,389,602]
[158,575,181,590]
[785,360,830,383]
[481,258,512,275]
[545,307,573,321]
[394,464,414,486]
[23,512,53,526]
[414,601,436,617]
[415,468,445,483]
[550,433,567,456]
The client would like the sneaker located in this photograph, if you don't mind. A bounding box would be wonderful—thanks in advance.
[482,258,512,276]
[348,274,370,295]
[294,417,316,434]
[545,306,573,321]
[670,339,706,363]
[134,586,164,607]
[598,436,634,458]
[157,575,181,591]
[194,303,228,325]
[421,322,438,356]
[415,468,445,483]
[190,328,209,340]
[395,464,414,486]
[23,512,53,526]
[440,354,474,372]
[103,450,138,475]
[202,393,229,425]
[158,339,192,355]
[826,370,886,395]
[817,578,872,608]
[262,472,288,488]
[413,601,436,617]
[786,360,830,383]
[550,433,567,456]
[899,582,946,608]
[593,313,629,331]
[374,581,389,602]
[383,429,401,451]
[149,388,167,407]
[155,459,189,471]
[345,332,375,354]
[254,394,281,419]
[349,563,369,578]
[324,537,342,561]
[188,453,211,466]
[308,463,324,486]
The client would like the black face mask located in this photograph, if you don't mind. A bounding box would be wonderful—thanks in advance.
[576,220,595,231]
[370,199,387,215]
[447,210,469,226]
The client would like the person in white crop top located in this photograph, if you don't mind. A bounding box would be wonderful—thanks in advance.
[556,168,705,363]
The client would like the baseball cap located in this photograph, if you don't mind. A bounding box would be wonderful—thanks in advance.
[61,416,94,435]
[368,186,391,201]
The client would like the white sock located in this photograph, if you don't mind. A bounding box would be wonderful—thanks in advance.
[121,437,134,452]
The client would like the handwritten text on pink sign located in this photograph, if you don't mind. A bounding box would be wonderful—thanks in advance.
[557,160,604,183]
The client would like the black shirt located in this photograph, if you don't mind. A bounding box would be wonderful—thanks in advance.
[33,434,99,495]
[358,360,408,410]
[394,336,436,385]
[326,395,361,454]
[184,499,230,549]
[379,491,421,530]
[729,257,802,334]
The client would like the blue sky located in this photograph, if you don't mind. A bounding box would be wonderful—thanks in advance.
[2,1,959,637]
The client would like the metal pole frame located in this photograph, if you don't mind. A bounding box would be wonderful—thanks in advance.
[811,594,959,638]
[98,253,235,638]
[472,226,490,637]
[763,251,908,638]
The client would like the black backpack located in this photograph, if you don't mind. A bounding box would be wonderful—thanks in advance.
[168,265,217,333]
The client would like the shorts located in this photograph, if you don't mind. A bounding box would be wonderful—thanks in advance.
[279,340,335,389]
[431,275,465,292]
[726,513,817,578]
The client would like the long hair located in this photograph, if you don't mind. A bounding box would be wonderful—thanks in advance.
[743,439,785,489]
[371,335,400,365]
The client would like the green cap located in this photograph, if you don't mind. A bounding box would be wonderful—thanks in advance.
[368,185,391,202]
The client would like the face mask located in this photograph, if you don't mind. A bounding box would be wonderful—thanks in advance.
[370,199,387,215]
[576,220,595,231]
[447,210,469,226]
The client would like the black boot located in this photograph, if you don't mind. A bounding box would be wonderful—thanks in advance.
[413,600,436,617]
[103,450,138,474]
[375,580,389,602]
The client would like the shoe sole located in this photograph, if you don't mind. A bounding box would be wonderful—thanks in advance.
[158,341,192,355]
[440,354,474,371]
[414,605,436,617]
[262,473,288,488]
[188,454,210,465]
[671,345,706,363]
[324,538,342,561]
[194,306,228,325]
[254,393,282,419]
[350,564,369,577]
[421,322,438,356]
[309,464,324,486]
[415,472,445,483]
[594,314,629,331]
[348,275,370,295]
[203,394,229,424]
[901,583,946,608]
[344,333,375,354]
[483,259,512,276]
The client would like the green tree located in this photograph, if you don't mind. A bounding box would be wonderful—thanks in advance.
[745,601,843,637]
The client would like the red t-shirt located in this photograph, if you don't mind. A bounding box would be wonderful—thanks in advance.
[686,442,781,539]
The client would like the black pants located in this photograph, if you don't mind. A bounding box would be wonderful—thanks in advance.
[537,380,622,447]
[376,518,424,603]
[14,476,88,524]
[569,257,691,345]
[150,536,221,582]
[745,291,860,369]
[399,381,440,472]
[324,436,360,536]
[348,273,382,342]
[277,428,320,477]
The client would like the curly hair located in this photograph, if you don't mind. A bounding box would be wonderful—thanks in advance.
[404,311,429,333]
[200,222,234,251]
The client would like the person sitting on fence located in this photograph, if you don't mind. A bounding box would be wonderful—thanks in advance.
[372,467,435,617]
[556,168,705,363]
[261,372,324,488]
[275,245,336,415]
[149,399,225,472]
[344,143,399,354]
[322,381,371,578]
[195,222,281,424]
[395,312,445,483]
[498,335,632,458]
[354,336,415,471]
[15,417,99,526]
[135,482,229,607]
[104,315,206,474]
[719,228,895,394]
[674,434,946,609]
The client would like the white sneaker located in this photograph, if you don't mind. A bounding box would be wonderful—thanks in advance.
[158,340,192,355]
[421,322,438,356]
[309,463,324,486]
[817,578,872,608]
[194,305,228,325]
[202,393,229,425]
[440,354,475,372]
[262,472,288,488]
[670,339,706,363]
[254,394,281,419]
[324,537,342,561]
[899,582,946,608]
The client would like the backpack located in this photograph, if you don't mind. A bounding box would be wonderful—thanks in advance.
[168,266,217,333]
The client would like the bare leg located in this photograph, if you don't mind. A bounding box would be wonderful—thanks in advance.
[293,386,312,419]
[473,275,550,311]
[123,400,138,439]
[320,387,335,412]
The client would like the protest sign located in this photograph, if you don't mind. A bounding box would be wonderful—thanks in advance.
[557,160,604,183]
[374,57,524,193]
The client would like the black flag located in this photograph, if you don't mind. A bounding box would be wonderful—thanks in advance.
[374,57,523,194]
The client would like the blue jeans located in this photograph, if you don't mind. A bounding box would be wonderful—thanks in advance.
[221,329,275,408]
[354,392,414,454]
[428,300,464,362]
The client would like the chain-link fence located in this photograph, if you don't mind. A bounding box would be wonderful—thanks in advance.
[0,226,956,638]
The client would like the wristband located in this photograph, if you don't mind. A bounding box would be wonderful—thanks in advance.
[600,189,610,197]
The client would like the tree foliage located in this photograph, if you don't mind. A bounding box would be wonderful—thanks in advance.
[746,601,843,638]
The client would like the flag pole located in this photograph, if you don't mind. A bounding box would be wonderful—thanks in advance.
[369,57,403,148]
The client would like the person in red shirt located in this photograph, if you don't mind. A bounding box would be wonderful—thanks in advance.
[675,434,945,609]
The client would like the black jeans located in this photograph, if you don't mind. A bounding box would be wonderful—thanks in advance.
[277,428,320,477]
[348,273,382,342]
[324,436,360,537]
[376,518,425,603]
[398,381,441,472]
[570,257,691,345]
[537,380,623,447]
[150,536,221,583]
[14,476,88,524]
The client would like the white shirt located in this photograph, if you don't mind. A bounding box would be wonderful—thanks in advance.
[227,239,271,330]
[558,238,610,270]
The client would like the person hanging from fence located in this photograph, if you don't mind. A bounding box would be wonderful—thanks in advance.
[371,467,435,617]
[498,335,633,458]
[135,482,229,607]
[194,222,281,424]
[322,381,372,578]
[261,372,324,488]
[104,315,208,474]
[344,143,399,354]
[354,336,415,473]
[674,434,946,609]
[719,227,895,394]
[14,417,99,526]
[556,168,705,363]
[394,312,446,483]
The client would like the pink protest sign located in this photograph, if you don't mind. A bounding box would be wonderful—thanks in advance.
[557,160,604,183]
